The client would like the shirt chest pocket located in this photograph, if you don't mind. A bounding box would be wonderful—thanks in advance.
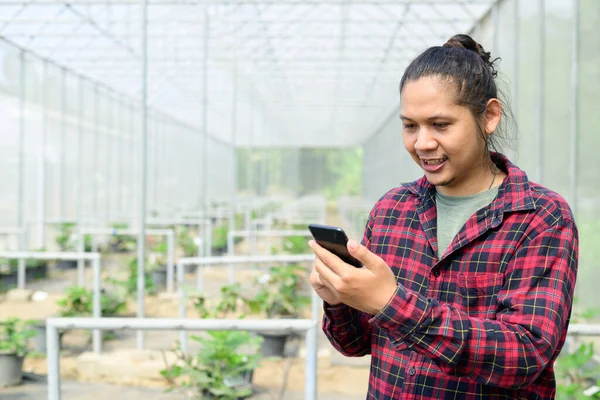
[457,272,504,319]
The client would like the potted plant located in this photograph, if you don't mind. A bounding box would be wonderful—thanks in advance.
[55,222,77,269]
[212,224,229,255]
[28,285,96,353]
[247,264,310,358]
[148,241,168,291]
[0,259,18,293]
[160,284,263,399]
[0,250,49,293]
[25,247,49,281]
[109,256,156,297]
[177,226,200,272]
[282,234,311,255]
[0,318,36,387]
[53,285,127,345]
[281,233,313,296]
[83,234,94,252]
[109,223,136,253]
[177,226,199,257]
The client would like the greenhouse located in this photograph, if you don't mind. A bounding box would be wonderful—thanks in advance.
[0,0,599,399]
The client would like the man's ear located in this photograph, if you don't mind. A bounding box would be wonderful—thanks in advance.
[484,98,502,135]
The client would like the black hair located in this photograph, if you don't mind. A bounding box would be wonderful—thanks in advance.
[399,34,516,156]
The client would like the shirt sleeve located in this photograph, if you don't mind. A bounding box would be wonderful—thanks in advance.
[369,218,578,390]
[322,301,373,357]
[321,205,378,357]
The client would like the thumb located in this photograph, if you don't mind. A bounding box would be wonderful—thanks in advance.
[347,239,380,268]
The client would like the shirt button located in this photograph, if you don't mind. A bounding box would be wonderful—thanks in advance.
[408,367,416,376]
[432,270,440,277]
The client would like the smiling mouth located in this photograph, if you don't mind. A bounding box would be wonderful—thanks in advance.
[421,157,447,165]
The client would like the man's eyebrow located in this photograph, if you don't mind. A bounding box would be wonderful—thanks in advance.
[399,114,454,121]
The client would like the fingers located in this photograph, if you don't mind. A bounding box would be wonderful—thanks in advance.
[347,239,381,270]
[309,267,325,288]
[313,256,340,290]
[308,240,352,276]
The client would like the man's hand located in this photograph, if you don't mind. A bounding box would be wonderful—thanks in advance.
[309,267,342,306]
[309,239,397,314]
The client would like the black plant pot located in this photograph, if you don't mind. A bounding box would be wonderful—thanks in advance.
[26,264,48,281]
[30,321,65,353]
[150,268,167,291]
[212,247,228,256]
[0,271,18,292]
[0,351,24,388]
[110,242,132,253]
[186,264,198,274]
[55,260,78,270]
[258,331,290,358]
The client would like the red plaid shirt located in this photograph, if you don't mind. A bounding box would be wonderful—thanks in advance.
[323,154,578,399]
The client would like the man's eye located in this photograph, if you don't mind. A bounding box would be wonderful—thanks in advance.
[403,124,417,130]
[433,123,449,129]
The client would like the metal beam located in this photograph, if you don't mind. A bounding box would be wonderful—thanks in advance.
[40,45,426,57]
[0,0,494,5]
[64,56,414,63]
[569,0,579,217]
[536,0,545,184]
[137,0,149,350]
[3,32,451,40]
[0,17,488,24]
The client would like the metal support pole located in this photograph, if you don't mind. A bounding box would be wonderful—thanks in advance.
[569,0,579,217]
[117,97,124,219]
[77,235,85,287]
[17,260,26,290]
[536,0,545,184]
[105,94,112,224]
[93,86,99,219]
[137,0,149,350]
[512,0,520,122]
[60,68,67,220]
[46,324,61,400]
[305,289,319,400]
[166,231,175,292]
[76,76,84,260]
[229,59,238,283]
[92,257,101,353]
[177,262,188,354]
[201,9,210,259]
[129,102,135,219]
[37,62,48,248]
[227,231,235,284]
[205,218,212,257]
[18,49,26,281]
[196,236,204,289]
[155,116,161,211]
[77,225,85,286]
[492,0,500,58]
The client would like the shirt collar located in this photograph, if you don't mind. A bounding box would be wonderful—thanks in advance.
[404,152,536,214]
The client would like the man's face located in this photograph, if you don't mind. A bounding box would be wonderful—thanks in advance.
[400,75,490,196]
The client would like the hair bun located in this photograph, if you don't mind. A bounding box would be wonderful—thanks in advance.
[443,34,497,77]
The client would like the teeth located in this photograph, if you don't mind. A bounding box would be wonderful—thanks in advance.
[424,159,444,165]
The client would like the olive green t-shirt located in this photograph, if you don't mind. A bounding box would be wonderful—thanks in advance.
[435,186,499,258]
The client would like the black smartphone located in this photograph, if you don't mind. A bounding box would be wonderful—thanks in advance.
[308,223,362,268]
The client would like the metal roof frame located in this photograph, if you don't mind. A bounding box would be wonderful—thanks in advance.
[0,0,498,147]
